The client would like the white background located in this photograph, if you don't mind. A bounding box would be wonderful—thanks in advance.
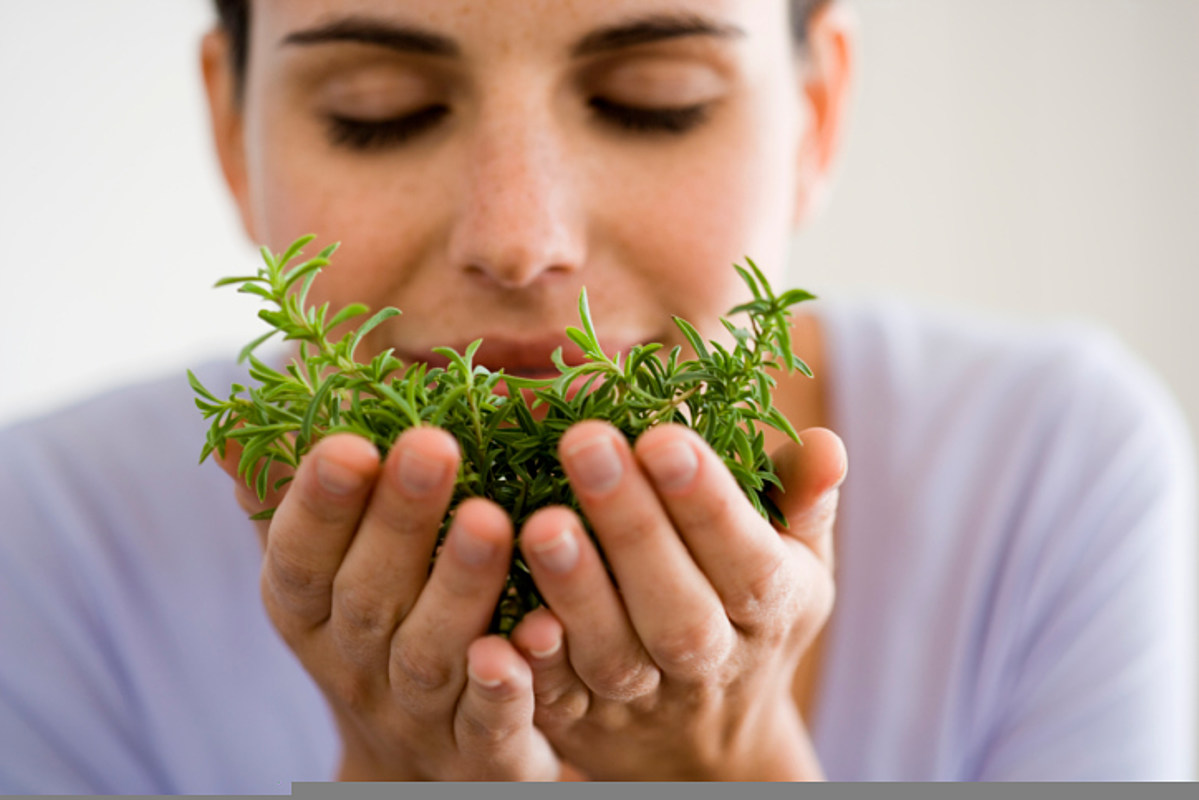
[1,0,1196,775]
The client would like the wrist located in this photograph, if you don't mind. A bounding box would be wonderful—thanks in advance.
[337,748,423,782]
[335,717,425,782]
[714,703,825,781]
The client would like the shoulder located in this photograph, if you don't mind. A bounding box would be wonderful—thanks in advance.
[817,295,1194,511]
[0,360,247,553]
[817,294,1195,582]
[811,296,1196,779]
[0,359,265,628]
[0,361,338,792]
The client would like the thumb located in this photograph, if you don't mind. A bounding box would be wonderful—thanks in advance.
[768,426,847,570]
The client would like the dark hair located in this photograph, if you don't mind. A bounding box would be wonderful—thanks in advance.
[213,0,250,87]
[213,1,830,91]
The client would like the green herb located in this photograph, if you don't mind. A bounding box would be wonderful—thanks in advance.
[190,234,816,633]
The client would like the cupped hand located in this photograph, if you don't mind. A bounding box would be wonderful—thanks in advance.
[508,422,845,780]
[216,429,562,781]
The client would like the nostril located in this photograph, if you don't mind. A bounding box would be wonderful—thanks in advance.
[450,196,584,288]
[463,258,575,290]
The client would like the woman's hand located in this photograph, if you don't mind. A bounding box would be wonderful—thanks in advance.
[217,428,562,781]
[506,421,845,780]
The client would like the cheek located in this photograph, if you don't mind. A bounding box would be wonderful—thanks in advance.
[708,93,801,275]
[244,113,449,309]
[599,102,798,333]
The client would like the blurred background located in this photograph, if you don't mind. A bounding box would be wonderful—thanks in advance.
[0,0,1196,774]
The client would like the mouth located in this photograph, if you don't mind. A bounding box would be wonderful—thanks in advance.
[397,333,648,400]
[400,335,602,376]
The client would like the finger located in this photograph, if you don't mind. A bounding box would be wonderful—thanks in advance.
[634,423,797,632]
[329,427,460,670]
[558,421,733,679]
[213,435,294,550]
[388,498,513,711]
[509,608,590,732]
[260,434,380,635]
[518,509,661,701]
[510,607,593,728]
[768,427,847,571]
[455,636,560,781]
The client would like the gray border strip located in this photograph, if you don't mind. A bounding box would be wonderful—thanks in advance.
[7,782,1195,799]
[289,781,1198,800]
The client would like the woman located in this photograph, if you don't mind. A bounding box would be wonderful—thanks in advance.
[0,0,1192,788]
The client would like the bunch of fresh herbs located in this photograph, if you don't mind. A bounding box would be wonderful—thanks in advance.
[190,235,816,633]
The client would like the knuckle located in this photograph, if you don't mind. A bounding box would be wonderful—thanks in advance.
[391,641,453,693]
[333,583,394,640]
[725,552,793,630]
[456,710,523,750]
[324,670,375,715]
[589,659,661,701]
[533,684,589,723]
[261,560,331,630]
[266,547,332,604]
[602,514,658,552]
[651,620,731,676]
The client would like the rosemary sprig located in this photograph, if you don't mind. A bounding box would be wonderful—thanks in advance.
[190,235,816,633]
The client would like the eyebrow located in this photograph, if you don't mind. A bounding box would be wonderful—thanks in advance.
[571,13,746,57]
[281,16,459,57]
[280,12,743,59]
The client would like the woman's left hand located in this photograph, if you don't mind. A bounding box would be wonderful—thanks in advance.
[503,420,845,780]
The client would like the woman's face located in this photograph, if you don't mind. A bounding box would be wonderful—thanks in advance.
[207,0,837,375]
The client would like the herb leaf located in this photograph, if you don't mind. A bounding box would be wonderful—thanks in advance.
[191,235,817,634]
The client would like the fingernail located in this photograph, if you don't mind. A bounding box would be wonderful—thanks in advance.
[397,446,447,496]
[529,528,578,574]
[467,662,504,689]
[565,434,622,494]
[316,454,368,495]
[640,440,698,492]
[452,525,496,566]
[529,637,562,660]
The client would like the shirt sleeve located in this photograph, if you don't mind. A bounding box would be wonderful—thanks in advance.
[971,331,1197,780]
[0,366,341,793]
[0,426,163,794]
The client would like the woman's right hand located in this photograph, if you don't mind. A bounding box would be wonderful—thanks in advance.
[218,428,562,781]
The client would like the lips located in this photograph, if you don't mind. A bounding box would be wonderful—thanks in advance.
[400,335,597,376]
[395,332,656,406]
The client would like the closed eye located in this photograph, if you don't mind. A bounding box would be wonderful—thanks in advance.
[589,97,710,134]
[326,104,450,150]
[325,97,708,149]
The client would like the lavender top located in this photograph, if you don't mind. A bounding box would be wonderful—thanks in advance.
[1,297,1194,791]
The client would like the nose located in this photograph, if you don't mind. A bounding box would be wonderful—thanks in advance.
[448,105,584,290]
